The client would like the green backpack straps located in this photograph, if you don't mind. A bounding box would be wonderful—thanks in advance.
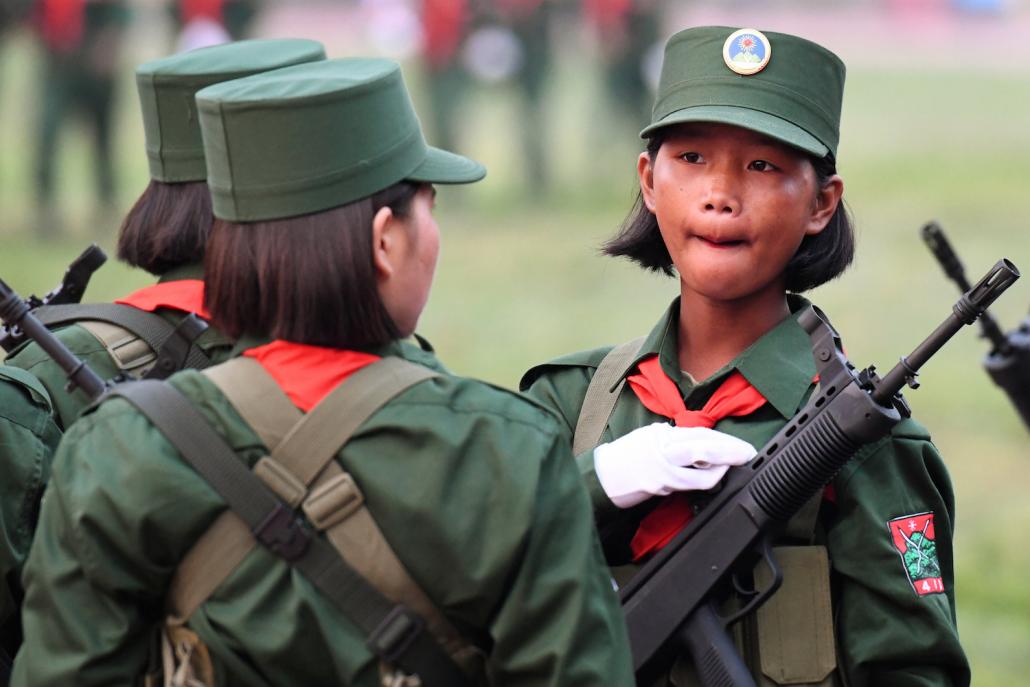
[35,304,213,376]
[107,378,470,687]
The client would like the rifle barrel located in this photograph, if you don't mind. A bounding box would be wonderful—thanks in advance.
[0,278,106,398]
[873,259,1019,404]
[921,222,1012,354]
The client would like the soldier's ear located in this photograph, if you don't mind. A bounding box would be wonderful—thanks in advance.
[371,206,397,281]
[638,152,656,213]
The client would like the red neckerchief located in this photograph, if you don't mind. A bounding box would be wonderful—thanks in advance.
[242,340,380,412]
[625,356,769,561]
[114,280,210,319]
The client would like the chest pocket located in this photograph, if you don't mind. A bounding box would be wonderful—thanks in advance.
[578,340,839,687]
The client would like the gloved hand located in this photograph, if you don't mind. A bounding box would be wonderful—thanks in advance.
[593,422,756,508]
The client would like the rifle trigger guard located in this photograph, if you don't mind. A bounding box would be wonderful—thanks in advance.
[724,539,783,627]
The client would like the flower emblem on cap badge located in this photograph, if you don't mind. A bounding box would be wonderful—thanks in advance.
[723,28,771,76]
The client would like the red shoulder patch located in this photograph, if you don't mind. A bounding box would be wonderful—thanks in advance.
[887,512,945,596]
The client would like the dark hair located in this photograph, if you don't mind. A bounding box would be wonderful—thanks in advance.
[604,131,855,293]
[116,180,213,276]
[203,181,423,348]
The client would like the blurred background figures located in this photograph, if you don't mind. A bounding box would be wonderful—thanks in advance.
[583,0,661,131]
[32,0,129,239]
[167,0,260,52]
[420,0,556,197]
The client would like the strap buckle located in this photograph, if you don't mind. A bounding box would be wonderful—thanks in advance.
[367,606,425,665]
[252,502,310,562]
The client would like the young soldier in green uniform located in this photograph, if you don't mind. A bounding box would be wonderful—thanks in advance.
[521,26,971,687]
[5,38,326,427]
[0,37,325,679]
[13,57,635,686]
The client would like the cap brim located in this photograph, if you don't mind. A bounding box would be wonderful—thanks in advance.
[640,105,829,158]
[407,146,486,185]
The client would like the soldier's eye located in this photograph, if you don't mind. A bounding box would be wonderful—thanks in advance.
[749,159,777,172]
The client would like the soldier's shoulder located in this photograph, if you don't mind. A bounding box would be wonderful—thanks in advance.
[519,345,615,391]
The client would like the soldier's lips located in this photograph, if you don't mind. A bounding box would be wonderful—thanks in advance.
[695,235,748,249]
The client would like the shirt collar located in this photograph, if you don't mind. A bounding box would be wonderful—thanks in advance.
[618,295,818,419]
[158,263,205,283]
[230,333,449,375]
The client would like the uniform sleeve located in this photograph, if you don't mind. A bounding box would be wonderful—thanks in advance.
[522,366,619,516]
[11,404,220,687]
[484,429,634,686]
[0,380,60,644]
[826,423,970,687]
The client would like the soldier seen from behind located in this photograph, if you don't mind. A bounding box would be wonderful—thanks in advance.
[0,38,326,681]
[13,57,634,686]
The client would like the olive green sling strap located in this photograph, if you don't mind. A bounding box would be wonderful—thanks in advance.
[35,304,216,378]
[571,336,646,456]
[171,357,479,668]
[108,364,471,687]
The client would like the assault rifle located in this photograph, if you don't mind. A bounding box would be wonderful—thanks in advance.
[921,221,1030,430]
[0,243,107,353]
[620,259,1020,686]
[0,273,107,400]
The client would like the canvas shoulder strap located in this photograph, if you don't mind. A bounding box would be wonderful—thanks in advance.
[108,378,469,686]
[35,304,213,376]
[572,336,646,455]
[177,358,478,667]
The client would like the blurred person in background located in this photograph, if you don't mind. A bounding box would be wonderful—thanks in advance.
[584,0,662,130]
[167,0,261,52]
[420,0,555,196]
[32,0,129,238]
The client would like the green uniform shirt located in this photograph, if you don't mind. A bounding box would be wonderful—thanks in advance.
[3,265,233,428]
[521,296,971,687]
[1,265,232,666]
[13,338,634,686]
[0,367,60,661]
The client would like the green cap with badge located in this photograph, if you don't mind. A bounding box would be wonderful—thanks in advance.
[642,26,845,160]
[136,38,327,183]
[196,58,486,222]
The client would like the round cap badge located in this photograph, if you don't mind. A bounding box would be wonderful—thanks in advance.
[723,28,771,75]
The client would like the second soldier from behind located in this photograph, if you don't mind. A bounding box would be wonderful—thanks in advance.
[0,37,326,679]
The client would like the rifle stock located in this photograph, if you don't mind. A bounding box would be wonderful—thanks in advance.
[620,259,1019,685]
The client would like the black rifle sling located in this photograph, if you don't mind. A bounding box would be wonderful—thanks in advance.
[107,380,469,687]
[34,304,212,371]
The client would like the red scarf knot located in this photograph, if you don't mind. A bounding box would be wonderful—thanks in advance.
[625,355,768,561]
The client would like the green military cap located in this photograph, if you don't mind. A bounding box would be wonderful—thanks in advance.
[195,58,486,222]
[641,26,845,160]
[136,38,327,183]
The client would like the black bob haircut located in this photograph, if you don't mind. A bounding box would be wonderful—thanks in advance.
[604,129,855,293]
[117,180,213,277]
[204,181,423,349]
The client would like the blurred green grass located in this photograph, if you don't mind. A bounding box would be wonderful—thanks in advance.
[1,27,1028,684]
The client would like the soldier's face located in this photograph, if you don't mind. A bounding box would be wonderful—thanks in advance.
[639,122,841,304]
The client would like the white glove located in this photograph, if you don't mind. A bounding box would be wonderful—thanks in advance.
[593,422,757,509]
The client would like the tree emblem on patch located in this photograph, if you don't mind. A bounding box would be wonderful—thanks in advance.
[887,512,944,596]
